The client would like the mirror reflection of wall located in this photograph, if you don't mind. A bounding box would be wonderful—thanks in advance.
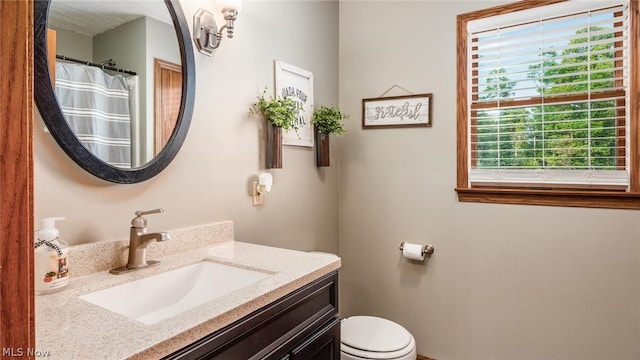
[48,1,181,169]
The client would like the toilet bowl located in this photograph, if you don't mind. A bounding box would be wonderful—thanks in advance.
[305,252,417,359]
[340,316,417,360]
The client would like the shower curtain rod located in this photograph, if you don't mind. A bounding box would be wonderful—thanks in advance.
[56,54,137,76]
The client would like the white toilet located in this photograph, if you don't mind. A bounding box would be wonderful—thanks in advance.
[340,316,417,360]
[307,252,417,360]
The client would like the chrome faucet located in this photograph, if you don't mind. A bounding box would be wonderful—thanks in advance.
[110,209,171,275]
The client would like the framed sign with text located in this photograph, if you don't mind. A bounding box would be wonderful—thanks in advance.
[274,60,314,147]
[362,93,432,129]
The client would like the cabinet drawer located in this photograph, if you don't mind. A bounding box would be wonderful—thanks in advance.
[287,317,341,360]
[163,271,338,360]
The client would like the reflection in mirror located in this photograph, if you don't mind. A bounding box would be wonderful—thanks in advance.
[48,0,181,168]
[34,0,195,184]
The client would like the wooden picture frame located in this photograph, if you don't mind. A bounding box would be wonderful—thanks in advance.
[274,60,314,147]
[362,93,432,129]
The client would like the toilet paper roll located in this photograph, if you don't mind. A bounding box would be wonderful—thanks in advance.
[402,243,425,261]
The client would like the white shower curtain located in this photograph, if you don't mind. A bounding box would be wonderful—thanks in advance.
[55,62,136,168]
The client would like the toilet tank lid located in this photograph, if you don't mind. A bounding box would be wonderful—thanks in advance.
[341,316,412,352]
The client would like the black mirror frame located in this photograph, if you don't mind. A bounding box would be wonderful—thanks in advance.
[34,0,195,184]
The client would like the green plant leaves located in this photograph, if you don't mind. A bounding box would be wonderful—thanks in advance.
[250,89,301,131]
[312,105,348,135]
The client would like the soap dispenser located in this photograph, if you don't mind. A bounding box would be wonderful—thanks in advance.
[34,217,69,295]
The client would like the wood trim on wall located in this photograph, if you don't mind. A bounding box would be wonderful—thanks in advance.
[0,0,35,358]
[630,0,640,191]
[417,355,436,360]
[154,58,182,155]
[455,13,469,189]
[47,29,56,84]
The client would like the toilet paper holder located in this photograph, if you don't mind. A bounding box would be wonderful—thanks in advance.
[399,241,435,256]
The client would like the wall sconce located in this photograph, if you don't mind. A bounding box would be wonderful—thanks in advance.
[252,173,273,206]
[193,0,243,56]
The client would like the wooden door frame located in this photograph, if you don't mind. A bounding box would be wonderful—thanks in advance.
[154,58,182,155]
[1,1,35,357]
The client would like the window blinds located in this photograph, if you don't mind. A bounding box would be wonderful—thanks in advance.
[467,2,630,189]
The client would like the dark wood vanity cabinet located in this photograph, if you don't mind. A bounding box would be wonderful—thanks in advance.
[163,271,340,360]
[282,317,341,360]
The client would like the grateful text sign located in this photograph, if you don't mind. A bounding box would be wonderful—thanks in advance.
[362,94,432,128]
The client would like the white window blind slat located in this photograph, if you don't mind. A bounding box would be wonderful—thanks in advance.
[470,96,626,112]
[467,1,629,189]
[471,73,627,95]
[473,38,628,67]
[474,49,627,73]
[471,81,627,102]
[473,22,627,54]
[467,1,626,32]
[469,169,628,189]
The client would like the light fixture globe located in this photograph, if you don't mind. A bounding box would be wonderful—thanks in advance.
[217,0,243,12]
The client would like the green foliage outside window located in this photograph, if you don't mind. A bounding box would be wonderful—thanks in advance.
[475,26,620,170]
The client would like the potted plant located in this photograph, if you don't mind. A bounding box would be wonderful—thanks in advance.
[311,105,349,167]
[250,89,300,168]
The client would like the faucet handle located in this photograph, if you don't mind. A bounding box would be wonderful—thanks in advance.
[135,208,164,217]
[132,208,164,228]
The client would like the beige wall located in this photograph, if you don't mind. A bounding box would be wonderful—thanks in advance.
[36,1,640,358]
[338,1,640,359]
[35,0,340,255]
[53,27,92,60]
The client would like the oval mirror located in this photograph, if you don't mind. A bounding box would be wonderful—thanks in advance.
[34,0,195,184]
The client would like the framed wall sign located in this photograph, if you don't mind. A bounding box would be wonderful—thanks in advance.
[362,93,432,129]
[274,60,314,147]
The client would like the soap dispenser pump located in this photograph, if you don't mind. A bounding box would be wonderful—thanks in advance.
[34,217,69,295]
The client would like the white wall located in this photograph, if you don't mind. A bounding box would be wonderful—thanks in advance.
[35,1,340,256]
[338,1,640,359]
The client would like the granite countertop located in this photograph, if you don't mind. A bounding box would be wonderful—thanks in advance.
[35,222,341,360]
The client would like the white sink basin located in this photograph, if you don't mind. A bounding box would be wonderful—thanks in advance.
[79,261,271,325]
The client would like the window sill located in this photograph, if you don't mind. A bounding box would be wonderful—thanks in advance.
[455,187,640,210]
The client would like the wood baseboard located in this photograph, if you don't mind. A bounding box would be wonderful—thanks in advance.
[418,355,435,360]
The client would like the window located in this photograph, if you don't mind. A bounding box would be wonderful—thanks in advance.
[456,0,640,209]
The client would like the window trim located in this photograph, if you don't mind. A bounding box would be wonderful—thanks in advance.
[456,0,640,209]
